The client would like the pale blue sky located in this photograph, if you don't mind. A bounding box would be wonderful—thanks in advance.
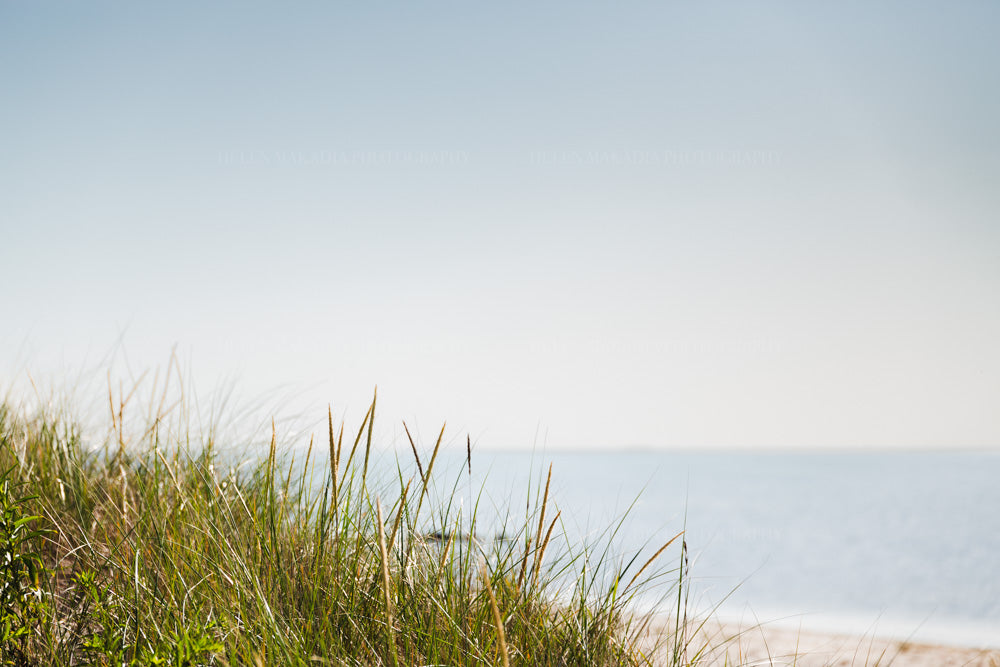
[3,1,998,448]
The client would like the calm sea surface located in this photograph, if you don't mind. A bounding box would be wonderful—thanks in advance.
[385,449,1000,647]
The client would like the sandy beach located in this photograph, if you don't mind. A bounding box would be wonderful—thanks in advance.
[639,618,1000,666]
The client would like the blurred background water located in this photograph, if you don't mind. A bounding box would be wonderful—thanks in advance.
[387,448,1000,647]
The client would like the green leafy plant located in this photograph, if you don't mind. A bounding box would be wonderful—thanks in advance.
[74,569,222,667]
[75,569,134,666]
[0,473,49,665]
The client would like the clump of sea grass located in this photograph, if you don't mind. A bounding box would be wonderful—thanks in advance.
[0,370,698,666]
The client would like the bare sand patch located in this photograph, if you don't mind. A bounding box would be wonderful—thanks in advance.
[636,618,1000,666]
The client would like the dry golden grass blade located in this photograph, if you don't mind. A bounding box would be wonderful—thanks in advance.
[278,446,297,524]
[155,447,182,496]
[625,530,685,592]
[107,371,121,455]
[481,564,511,667]
[340,400,374,478]
[376,498,399,667]
[328,405,339,519]
[532,510,561,588]
[515,535,533,595]
[403,421,425,484]
[299,431,316,517]
[362,387,377,483]
[267,418,277,487]
[402,422,448,571]
[532,463,553,577]
[120,369,149,411]
[386,477,413,552]
[437,530,457,573]
[413,422,446,522]
[120,464,129,517]
[335,421,343,472]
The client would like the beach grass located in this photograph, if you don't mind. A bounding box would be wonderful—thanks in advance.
[0,376,698,666]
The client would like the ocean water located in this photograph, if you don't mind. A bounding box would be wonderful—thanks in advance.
[396,449,1000,647]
